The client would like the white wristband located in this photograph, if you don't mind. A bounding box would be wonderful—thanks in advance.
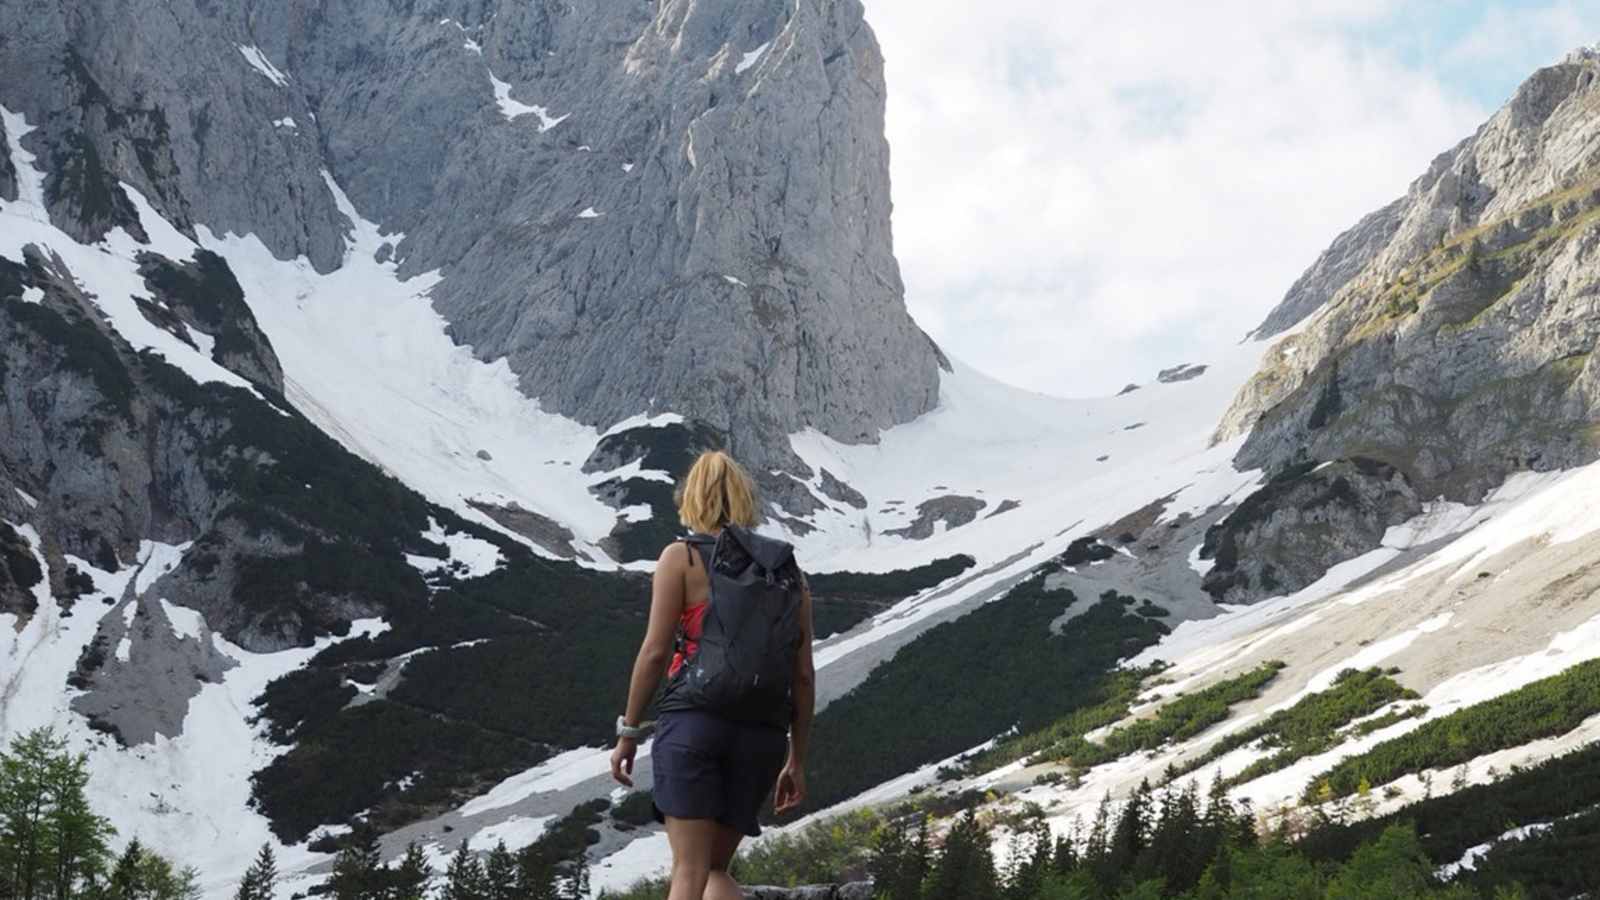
[616,715,654,739]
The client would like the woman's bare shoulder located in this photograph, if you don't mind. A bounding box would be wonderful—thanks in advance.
[655,539,687,570]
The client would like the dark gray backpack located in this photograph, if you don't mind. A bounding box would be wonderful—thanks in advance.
[658,524,805,728]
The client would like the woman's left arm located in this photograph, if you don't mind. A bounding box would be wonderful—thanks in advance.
[611,543,686,786]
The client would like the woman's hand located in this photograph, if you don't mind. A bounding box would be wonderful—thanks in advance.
[610,737,638,787]
[773,762,806,814]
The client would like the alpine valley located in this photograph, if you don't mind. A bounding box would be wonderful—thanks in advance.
[4,2,1600,898]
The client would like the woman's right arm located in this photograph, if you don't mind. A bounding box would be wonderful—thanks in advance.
[775,573,815,813]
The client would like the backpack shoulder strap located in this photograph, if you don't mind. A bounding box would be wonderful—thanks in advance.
[682,533,715,570]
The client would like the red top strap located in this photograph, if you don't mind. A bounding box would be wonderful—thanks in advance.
[667,602,708,678]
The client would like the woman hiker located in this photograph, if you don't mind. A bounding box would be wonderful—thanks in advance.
[610,449,817,900]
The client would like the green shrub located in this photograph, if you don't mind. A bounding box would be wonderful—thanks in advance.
[1307,657,1600,803]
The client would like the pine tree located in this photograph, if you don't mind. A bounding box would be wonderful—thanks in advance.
[561,852,588,900]
[134,848,182,900]
[391,843,430,900]
[329,825,384,900]
[923,810,998,900]
[1081,795,1110,875]
[1106,779,1152,879]
[236,844,277,900]
[513,841,558,900]
[482,842,517,900]
[1002,819,1051,900]
[174,866,203,900]
[109,840,146,900]
[1050,821,1079,876]
[1146,782,1201,890]
[440,843,486,900]
[869,816,908,900]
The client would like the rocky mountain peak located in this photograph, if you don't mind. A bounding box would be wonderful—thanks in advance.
[1204,46,1600,603]
[1,0,946,474]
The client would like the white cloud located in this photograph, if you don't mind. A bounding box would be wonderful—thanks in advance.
[863,0,1600,396]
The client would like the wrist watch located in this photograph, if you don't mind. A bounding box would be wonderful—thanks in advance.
[616,715,653,740]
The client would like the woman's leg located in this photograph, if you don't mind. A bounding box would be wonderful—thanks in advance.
[705,823,745,900]
[665,816,719,900]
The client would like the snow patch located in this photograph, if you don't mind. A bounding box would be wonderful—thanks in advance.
[1300,612,1453,696]
[198,170,627,559]
[135,541,192,596]
[1438,821,1556,879]
[272,117,297,129]
[0,104,49,216]
[14,489,38,509]
[158,599,206,642]
[487,71,568,130]
[577,207,602,219]
[591,833,671,898]
[621,162,635,173]
[735,41,772,75]
[467,815,556,852]
[722,275,747,286]
[617,504,653,524]
[407,517,505,579]
[19,286,43,304]
[1400,466,1599,584]
[600,411,686,438]
[115,600,139,663]
[236,45,289,87]
[460,746,622,818]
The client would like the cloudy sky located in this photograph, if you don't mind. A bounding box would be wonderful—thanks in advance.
[860,0,1600,397]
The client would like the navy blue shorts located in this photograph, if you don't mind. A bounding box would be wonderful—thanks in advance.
[651,709,789,837]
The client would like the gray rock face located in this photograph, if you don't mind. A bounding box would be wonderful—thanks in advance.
[136,250,284,391]
[70,594,237,746]
[1249,199,1405,340]
[0,114,15,202]
[1198,458,1422,605]
[0,243,400,652]
[0,3,347,266]
[1219,52,1600,508]
[817,468,868,509]
[1156,363,1208,384]
[884,495,986,539]
[1,0,946,472]
[467,499,581,559]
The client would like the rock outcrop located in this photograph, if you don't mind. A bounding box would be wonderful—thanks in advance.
[1198,458,1422,605]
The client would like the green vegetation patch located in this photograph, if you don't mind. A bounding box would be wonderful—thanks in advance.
[1170,667,1421,789]
[1300,740,1600,876]
[1463,805,1600,896]
[797,581,1169,820]
[952,667,1155,779]
[137,250,278,380]
[1068,661,1287,769]
[806,554,977,639]
[251,700,547,841]
[1307,656,1600,803]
